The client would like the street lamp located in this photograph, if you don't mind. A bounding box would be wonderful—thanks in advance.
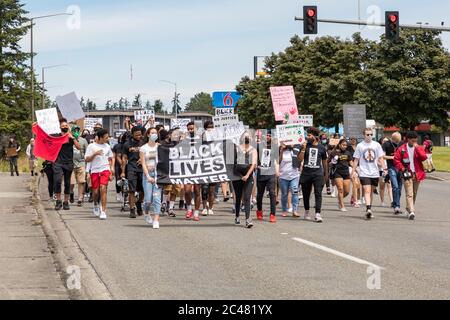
[29,12,73,122]
[41,64,68,109]
[160,80,178,119]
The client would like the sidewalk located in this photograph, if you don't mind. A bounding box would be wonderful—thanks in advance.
[0,173,68,300]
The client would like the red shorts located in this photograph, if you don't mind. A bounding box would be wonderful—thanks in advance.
[90,171,110,189]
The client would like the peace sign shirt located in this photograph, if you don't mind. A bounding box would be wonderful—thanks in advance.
[353,140,385,178]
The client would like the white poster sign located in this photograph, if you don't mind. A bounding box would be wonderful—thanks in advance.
[35,108,61,135]
[84,118,103,132]
[171,118,191,132]
[206,121,245,142]
[134,110,155,123]
[293,115,314,127]
[55,92,85,122]
[213,115,239,129]
[215,108,235,117]
[276,123,305,146]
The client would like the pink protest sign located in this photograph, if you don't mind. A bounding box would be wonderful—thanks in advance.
[270,86,299,122]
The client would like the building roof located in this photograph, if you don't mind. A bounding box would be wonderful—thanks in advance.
[84,110,212,119]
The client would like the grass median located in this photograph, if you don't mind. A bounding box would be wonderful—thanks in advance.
[431,147,450,172]
[0,155,43,173]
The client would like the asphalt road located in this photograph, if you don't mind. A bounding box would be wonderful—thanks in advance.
[39,177,450,300]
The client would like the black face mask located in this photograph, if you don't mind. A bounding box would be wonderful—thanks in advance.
[94,127,100,133]
[190,132,195,138]
[61,128,69,133]
[244,138,250,145]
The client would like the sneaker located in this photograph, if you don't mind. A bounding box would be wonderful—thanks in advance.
[256,210,263,221]
[269,214,277,223]
[288,208,293,214]
[356,200,362,205]
[129,208,137,219]
[352,202,361,208]
[52,194,58,201]
[381,202,386,207]
[340,207,348,212]
[373,188,378,195]
[208,209,214,216]
[303,211,312,221]
[245,219,254,229]
[293,212,301,218]
[99,211,107,220]
[298,194,303,200]
[77,200,82,207]
[201,209,209,216]
[315,213,323,223]
[153,221,160,229]
[193,215,200,222]
[185,210,193,220]
[232,207,236,214]
[93,206,100,217]
[331,188,337,198]
[361,198,366,205]
[63,202,70,211]
[116,194,122,202]
[240,204,245,212]
[168,209,176,218]
[235,217,241,225]
[366,209,373,220]
[326,187,331,195]
[408,212,415,220]
[136,202,143,216]
[55,200,63,211]
[394,207,402,215]
[69,193,75,204]
[144,215,153,225]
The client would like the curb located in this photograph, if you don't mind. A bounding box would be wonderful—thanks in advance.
[426,175,446,182]
[31,176,112,300]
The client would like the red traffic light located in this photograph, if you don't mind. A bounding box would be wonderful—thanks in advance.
[389,14,398,23]
[307,9,316,18]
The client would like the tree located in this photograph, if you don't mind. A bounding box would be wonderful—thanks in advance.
[132,94,142,108]
[171,93,182,115]
[184,92,214,114]
[153,99,164,113]
[0,0,34,145]
[118,97,125,110]
[144,100,152,110]
[364,29,450,131]
[105,100,112,110]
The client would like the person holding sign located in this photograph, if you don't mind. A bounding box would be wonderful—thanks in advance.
[53,118,81,211]
[279,142,302,219]
[232,131,257,228]
[184,122,202,222]
[298,127,329,223]
[6,137,20,176]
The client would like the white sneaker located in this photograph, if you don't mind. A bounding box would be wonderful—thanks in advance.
[201,209,209,216]
[208,209,214,216]
[408,212,415,220]
[340,207,348,212]
[298,194,303,200]
[315,213,323,223]
[381,202,386,207]
[153,221,160,229]
[144,215,153,225]
[331,187,337,198]
[304,210,312,221]
[116,194,122,203]
[288,208,293,214]
[356,200,362,205]
[99,211,107,220]
[93,206,100,217]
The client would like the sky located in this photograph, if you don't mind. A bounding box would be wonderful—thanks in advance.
[21,0,450,111]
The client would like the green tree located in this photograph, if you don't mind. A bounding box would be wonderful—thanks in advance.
[132,94,142,108]
[184,92,214,114]
[364,29,450,131]
[153,99,164,113]
[171,93,182,115]
[105,100,112,110]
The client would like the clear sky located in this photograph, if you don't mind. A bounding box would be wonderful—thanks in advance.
[21,0,450,111]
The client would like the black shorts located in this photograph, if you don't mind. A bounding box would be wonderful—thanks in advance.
[359,177,379,187]
[127,170,143,193]
[334,171,351,180]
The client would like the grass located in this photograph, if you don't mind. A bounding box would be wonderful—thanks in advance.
[431,147,450,173]
[0,155,43,173]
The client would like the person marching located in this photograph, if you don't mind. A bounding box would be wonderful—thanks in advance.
[393,131,428,220]
[279,142,301,218]
[7,136,20,176]
[352,128,387,220]
[233,131,257,228]
[85,129,114,220]
[184,122,202,222]
[382,132,403,214]
[298,127,328,223]
[347,137,362,208]
[69,125,88,207]
[423,135,436,173]
[140,127,162,229]
[328,139,354,212]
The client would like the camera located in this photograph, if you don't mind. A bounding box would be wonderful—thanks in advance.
[117,178,130,193]
[402,170,413,180]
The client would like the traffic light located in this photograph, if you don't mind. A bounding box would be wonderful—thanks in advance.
[385,11,400,40]
[303,6,318,34]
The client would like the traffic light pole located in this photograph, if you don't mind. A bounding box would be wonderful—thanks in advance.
[294,17,450,32]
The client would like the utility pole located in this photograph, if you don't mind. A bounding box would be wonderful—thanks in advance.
[41,64,68,110]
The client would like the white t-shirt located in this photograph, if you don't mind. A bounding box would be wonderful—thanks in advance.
[407,145,415,172]
[85,143,113,174]
[280,150,300,180]
[140,144,158,173]
[353,140,385,178]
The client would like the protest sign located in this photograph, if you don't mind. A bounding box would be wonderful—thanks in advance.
[84,118,103,132]
[157,139,240,185]
[344,104,366,140]
[270,86,299,122]
[329,138,340,146]
[134,110,155,123]
[35,108,61,135]
[293,115,313,127]
[55,92,85,123]
[171,118,191,132]
[215,108,235,117]
[213,115,239,129]
[276,123,305,146]
[206,122,245,142]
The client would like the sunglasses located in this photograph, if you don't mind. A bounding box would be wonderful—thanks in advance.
[366,134,373,136]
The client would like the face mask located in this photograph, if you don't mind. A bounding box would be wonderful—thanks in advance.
[190,132,195,138]
[308,137,315,144]
[322,139,327,144]
[244,137,250,145]
[150,134,158,142]
[61,128,69,133]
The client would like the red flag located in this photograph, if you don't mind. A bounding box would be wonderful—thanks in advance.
[32,124,69,162]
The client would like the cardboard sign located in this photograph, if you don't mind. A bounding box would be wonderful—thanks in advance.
[55,92,85,123]
[329,138,340,146]
[6,147,18,157]
[276,123,305,146]
[215,108,235,117]
[270,86,299,122]
[293,115,313,127]
[171,118,191,132]
[134,110,155,123]
[213,115,239,129]
[84,118,103,133]
[35,108,61,135]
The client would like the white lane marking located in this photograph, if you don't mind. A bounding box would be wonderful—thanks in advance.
[292,237,384,270]
[281,233,289,235]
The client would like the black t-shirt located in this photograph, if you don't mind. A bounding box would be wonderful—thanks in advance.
[302,143,327,176]
[347,145,357,158]
[124,139,145,172]
[382,140,398,169]
[329,149,353,175]
[56,137,74,165]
